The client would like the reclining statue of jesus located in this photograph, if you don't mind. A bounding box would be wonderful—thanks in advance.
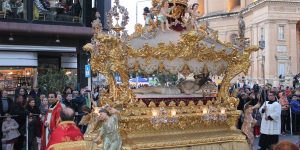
[132,73,211,95]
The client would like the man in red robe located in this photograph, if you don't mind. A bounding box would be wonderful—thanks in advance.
[41,92,63,150]
[46,107,84,150]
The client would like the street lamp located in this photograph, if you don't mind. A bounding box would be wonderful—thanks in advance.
[259,35,265,85]
[259,35,266,101]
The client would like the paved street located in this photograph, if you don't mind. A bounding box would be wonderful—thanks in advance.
[254,134,299,150]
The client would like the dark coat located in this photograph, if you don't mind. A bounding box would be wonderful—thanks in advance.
[0,97,14,116]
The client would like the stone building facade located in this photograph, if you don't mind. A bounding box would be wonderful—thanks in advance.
[195,0,300,86]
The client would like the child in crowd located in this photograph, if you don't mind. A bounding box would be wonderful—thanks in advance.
[1,113,20,150]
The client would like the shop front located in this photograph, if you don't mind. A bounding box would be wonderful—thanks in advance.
[0,51,38,95]
[0,45,78,95]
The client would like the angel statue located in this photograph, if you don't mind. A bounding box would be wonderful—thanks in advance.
[187,3,201,29]
[93,105,122,150]
[168,0,187,31]
[143,7,155,28]
[157,0,172,32]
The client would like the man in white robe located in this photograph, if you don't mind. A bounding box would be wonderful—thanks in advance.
[258,91,281,150]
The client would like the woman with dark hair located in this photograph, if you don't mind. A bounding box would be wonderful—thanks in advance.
[63,86,73,95]
[93,106,121,150]
[26,97,41,150]
[12,95,27,150]
[15,87,27,102]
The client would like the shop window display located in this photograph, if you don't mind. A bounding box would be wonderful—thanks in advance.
[0,67,36,95]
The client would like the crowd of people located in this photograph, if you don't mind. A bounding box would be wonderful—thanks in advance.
[234,81,300,150]
[3,80,300,150]
[0,85,99,150]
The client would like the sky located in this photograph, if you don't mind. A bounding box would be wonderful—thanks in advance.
[112,0,152,34]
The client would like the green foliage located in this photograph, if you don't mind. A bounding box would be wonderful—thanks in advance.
[38,70,77,94]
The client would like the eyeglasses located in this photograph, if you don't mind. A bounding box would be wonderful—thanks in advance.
[49,96,55,98]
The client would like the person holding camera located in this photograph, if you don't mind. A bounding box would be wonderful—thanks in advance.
[258,91,281,150]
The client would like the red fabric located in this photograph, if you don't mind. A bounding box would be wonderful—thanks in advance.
[254,125,260,136]
[286,89,292,96]
[41,102,62,150]
[46,121,83,150]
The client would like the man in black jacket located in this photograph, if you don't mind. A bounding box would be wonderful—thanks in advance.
[0,90,14,116]
[12,95,28,150]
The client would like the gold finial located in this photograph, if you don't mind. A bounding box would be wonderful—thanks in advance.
[178,101,186,107]
[137,100,147,108]
[149,102,156,108]
[188,101,195,107]
[197,101,204,106]
[159,101,167,107]
[168,101,176,107]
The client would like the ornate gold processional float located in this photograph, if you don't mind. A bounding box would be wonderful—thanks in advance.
[82,0,258,149]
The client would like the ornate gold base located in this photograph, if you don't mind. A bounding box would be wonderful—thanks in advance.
[122,130,248,150]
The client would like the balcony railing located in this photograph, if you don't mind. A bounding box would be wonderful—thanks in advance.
[0,0,91,25]
[33,0,82,23]
[0,0,25,20]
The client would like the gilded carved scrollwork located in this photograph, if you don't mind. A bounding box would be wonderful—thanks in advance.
[83,2,258,148]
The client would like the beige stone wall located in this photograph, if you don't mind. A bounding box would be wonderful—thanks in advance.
[199,1,300,85]
[206,0,227,14]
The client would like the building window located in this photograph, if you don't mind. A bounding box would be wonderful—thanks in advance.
[260,27,265,40]
[230,33,238,45]
[33,0,83,23]
[0,0,26,20]
[278,63,285,76]
[278,25,285,40]
[277,45,287,52]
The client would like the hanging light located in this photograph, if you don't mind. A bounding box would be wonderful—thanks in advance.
[8,33,14,41]
[65,71,72,75]
[55,35,60,43]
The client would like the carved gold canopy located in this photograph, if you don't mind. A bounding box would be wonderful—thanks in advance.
[82,1,257,149]
[84,15,258,105]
